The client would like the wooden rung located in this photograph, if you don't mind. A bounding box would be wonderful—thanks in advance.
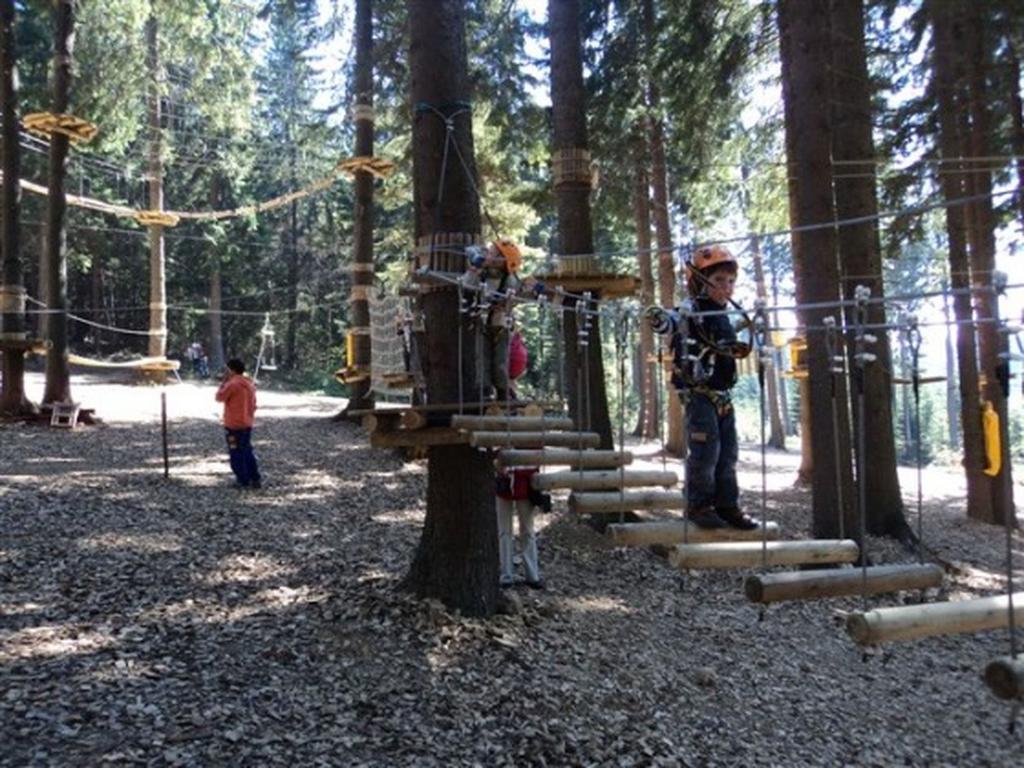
[451,415,575,432]
[744,563,944,605]
[369,427,468,449]
[495,449,632,469]
[984,656,1024,701]
[531,469,679,491]
[845,591,1024,646]
[470,431,600,449]
[570,490,685,514]
[669,539,860,570]
[608,520,781,546]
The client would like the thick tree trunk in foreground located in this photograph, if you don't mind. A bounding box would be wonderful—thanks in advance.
[0,0,34,416]
[549,0,613,448]
[41,0,75,407]
[778,0,856,539]
[402,0,497,617]
[830,0,908,539]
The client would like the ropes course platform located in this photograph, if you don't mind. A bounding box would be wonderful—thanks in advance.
[669,539,860,570]
[532,271,639,299]
[608,519,781,546]
[744,563,944,605]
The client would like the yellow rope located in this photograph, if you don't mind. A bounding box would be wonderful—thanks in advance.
[134,210,181,228]
[23,112,98,144]
[337,155,396,179]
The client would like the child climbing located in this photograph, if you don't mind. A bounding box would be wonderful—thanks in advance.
[646,244,758,530]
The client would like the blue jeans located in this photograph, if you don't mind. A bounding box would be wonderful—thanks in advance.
[685,392,738,511]
[225,428,261,487]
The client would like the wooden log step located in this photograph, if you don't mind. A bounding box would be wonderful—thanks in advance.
[669,539,860,570]
[608,520,781,546]
[744,563,944,605]
[470,431,601,449]
[531,469,679,491]
[451,414,575,432]
[570,490,685,514]
[845,591,1024,646]
[496,448,632,469]
[983,656,1024,701]
[369,427,468,449]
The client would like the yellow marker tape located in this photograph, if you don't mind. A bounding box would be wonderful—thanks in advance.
[982,401,1001,477]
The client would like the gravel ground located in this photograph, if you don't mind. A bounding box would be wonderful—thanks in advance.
[2,373,1023,767]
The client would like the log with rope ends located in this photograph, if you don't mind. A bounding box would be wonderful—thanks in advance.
[531,469,679,491]
[846,592,1024,646]
[670,539,860,570]
[609,520,780,546]
[983,656,1024,700]
[451,414,575,432]
[495,448,633,469]
[744,563,943,604]
[570,490,687,514]
[470,431,601,449]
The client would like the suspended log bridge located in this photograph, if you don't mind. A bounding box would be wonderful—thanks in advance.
[451,414,575,432]
[531,469,678,491]
[846,592,1024,646]
[495,449,632,469]
[744,563,944,604]
[569,490,686,514]
[669,539,860,570]
[470,431,601,449]
[608,520,781,546]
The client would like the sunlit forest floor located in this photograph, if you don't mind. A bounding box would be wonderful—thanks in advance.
[2,373,1023,766]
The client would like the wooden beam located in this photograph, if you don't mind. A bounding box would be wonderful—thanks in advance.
[399,410,428,430]
[609,520,780,546]
[533,272,639,299]
[983,656,1024,700]
[531,469,679,491]
[451,414,575,432]
[369,427,468,448]
[744,563,944,604]
[846,592,1024,646]
[495,448,632,469]
[669,539,860,570]
[362,412,402,433]
[470,431,600,449]
[570,489,685,514]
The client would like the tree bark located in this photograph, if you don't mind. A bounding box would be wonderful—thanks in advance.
[0,0,34,416]
[961,5,1014,525]
[1008,42,1024,229]
[777,0,856,538]
[829,0,909,539]
[41,0,75,407]
[549,0,613,448]
[631,128,656,439]
[402,0,498,617]
[342,0,375,416]
[145,12,166,365]
[928,0,991,521]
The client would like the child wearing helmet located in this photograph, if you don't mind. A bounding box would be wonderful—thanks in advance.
[645,245,758,530]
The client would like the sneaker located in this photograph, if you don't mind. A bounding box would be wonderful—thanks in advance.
[525,579,546,590]
[716,507,759,530]
[687,507,729,530]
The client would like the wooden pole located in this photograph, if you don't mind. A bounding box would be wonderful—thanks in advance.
[570,490,686,514]
[983,656,1024,700]
[670,539,859,570]
[451,414,575,432]
[609,520,780,546]
[846,592,1024,646]
[471,431,600,449]
[744,563,943,604]
[161,391,169,479]
[532,469,678,491]
[495,448,632,469]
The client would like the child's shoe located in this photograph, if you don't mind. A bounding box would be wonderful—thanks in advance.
[687,506,729,529]
[716,506,758,530]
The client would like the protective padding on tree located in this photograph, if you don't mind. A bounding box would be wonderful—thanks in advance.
[982,401,1001,477]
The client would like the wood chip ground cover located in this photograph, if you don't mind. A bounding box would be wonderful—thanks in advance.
[1,374,1022,766]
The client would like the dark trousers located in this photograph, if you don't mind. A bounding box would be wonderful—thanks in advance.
[685,392,738,511]
[225,428,261,487]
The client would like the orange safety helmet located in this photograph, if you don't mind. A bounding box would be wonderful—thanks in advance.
[493,239,523,274]
[690,245,736,272]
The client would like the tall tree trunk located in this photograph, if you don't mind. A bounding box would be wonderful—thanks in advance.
[642,0,682,456]
[962,5,1014,524]
[778,0,856,539]
[285,197,299,370]
[1008,42,1024,229]
[208,267,224,372]
[403,0,497,617]
[342,0,375,416]
[929,0,991,520]
[942,279,959,449]
[549,0,613,448]
[830,0,909,539]
[145,12,166,365]
[631,129,656,439]
[41,0,75,407]
[0,0,34,416]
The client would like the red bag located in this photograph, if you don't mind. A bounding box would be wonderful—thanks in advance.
[508,331,528,380]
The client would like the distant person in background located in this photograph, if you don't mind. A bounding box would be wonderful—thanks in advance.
[215,358,262,490]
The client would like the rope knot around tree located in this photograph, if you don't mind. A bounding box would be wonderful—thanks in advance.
[337,155,396,179]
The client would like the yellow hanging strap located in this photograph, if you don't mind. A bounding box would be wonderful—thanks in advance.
[337,156,396,179]
[346,331,355,365]
[22,112,98,144]
[982,401,1001,477]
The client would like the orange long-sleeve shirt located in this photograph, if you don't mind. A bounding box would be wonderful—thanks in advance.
[215,374,257,429]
